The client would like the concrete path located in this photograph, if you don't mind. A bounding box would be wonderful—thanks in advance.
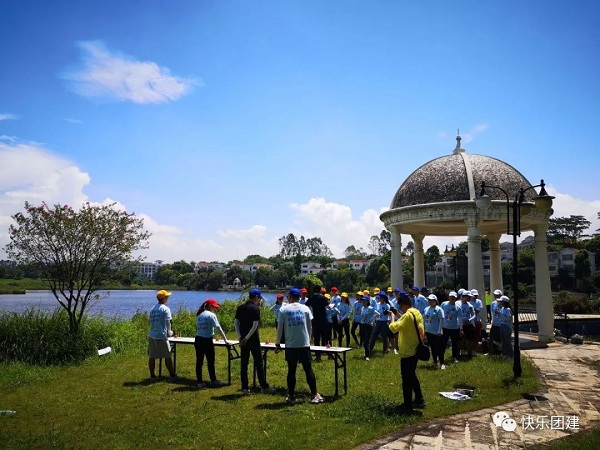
[356,342,600,450]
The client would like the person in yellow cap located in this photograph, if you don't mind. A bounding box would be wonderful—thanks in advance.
[351,291,364,346]
[148,290,177,381]
[335,292,351,347]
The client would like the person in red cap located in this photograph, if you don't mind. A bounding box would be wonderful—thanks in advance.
[270,293,287,339]
[195,298,229,388]
[299,288,309,304]
[148,289,177,381]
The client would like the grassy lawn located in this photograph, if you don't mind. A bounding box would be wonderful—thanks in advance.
[532,426,600,450]
[0,328,538,450]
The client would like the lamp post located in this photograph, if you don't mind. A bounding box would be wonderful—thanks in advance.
[444,245,458,289]
[475,179,554,378]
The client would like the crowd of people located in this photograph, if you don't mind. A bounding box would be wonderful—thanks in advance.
[146,284,515,409]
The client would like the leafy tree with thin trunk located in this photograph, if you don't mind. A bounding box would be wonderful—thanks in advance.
[5,201,150,336]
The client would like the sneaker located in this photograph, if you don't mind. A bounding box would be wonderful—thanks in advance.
[197,382,207,389]
[241,389,251,395]
[452,358,459,364]
[365,357,370,361]
[285,395,296,405]
[440,364,446,370]
[310,393,324,404]
[149,376,160,382]
[393,349,398,355]
[210,380,225,387]
[413,399,426,408]
[262,387,277,394]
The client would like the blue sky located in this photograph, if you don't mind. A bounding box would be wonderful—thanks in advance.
[1,1,599,263]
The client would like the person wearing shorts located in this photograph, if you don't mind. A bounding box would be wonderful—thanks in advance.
[147,289,176,380]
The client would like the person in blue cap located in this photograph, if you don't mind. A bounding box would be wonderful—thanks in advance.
[234,288,274,395]
[276,287,323,404]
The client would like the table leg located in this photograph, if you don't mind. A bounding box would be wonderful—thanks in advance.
[343,352,347,395]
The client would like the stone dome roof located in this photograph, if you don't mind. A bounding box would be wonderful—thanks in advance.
[390,136,534,209]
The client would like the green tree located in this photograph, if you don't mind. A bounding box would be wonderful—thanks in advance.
[574,250,591,278]
[206,270,224,291]
[254,267,271,287]
[425,245,442,271]
[548,215,591,248]
[5,201,149,335]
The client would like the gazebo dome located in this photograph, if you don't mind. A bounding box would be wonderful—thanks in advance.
[390,136,534,209]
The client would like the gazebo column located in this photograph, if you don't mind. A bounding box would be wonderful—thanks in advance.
[412,233,425,288]
[465,217,486,304]
[488,233,503,293]
[534,223,555,342]
[390,228,403,290]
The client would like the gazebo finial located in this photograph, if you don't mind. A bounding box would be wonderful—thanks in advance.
[453,130,465,154]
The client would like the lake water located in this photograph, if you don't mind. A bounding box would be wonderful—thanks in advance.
[0,290,279,319]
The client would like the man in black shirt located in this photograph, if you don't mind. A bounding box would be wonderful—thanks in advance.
[305,287,329,361]
[234,288,273,394]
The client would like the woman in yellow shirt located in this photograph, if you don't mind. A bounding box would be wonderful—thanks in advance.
[389,292,426,410]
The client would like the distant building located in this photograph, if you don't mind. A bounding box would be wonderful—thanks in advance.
[137,260,164,279]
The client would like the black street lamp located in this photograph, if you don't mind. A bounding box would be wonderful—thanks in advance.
[475,179,554,378]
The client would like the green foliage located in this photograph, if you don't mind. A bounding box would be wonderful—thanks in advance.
[0,309,126,365]
[554,291,600,314]
[548,215,591,248]
[4,202,150,335]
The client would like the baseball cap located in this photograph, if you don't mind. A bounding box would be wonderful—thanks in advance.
[463,291,473,297]
[289,287,301,297]
[500,295,510,303]
[276,293,284,300]
[331,286,338,293]
[457,288,465,296]
[300,288,308,294]
[341,292,348,298]
[361,295,371,302]
[393,288,401,293]
[428,294,438,302]
[249,288,263,298]
[387,287,393,292]
[356,290,364,296]
[470,289,479,296]
[325,293,331,300]
[320,287,327,294]
[449,291,458,298]
[410,285,420,291]
[493,289,503,296]
[204,298,220,309]
[374,287,381,294]
[363,289,370,295]
[376,292,388,301]
[157,289,172,300]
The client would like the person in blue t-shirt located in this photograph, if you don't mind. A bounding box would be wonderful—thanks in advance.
[351,291,364,346]
[195,298,229,388]
[423,294,445,369]
[360,296,380,360]
[499,296,514,358]
[334,293,351,347]
[440,291,464,364]
[489,289,504,354]
[458,290,477,357]
[368,292,391,357]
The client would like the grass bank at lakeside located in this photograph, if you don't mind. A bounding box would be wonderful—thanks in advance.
[1,321,540,450]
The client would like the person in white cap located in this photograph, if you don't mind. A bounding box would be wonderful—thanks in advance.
[440,291,463,364]
[423,293,445,369]
[469,289,484,353]
[458,290,476,357]
[489,289,504,354]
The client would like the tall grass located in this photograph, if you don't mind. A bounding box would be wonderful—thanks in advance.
[0,300,276,366]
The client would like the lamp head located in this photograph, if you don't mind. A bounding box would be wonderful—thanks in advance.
[534,179,554,212]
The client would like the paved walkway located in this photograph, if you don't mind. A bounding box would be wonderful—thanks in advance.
[356,340,600,450]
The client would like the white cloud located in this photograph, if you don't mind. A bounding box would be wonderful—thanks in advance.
[65,118,83,124]
[289,197,388,256]
[461,124,489,144]
[62,40,199,104]
[218,225,268,240]
[546,186,600,235]
[0,113,18,121]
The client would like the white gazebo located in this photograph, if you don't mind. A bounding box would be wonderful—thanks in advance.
[380,135,555,342]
